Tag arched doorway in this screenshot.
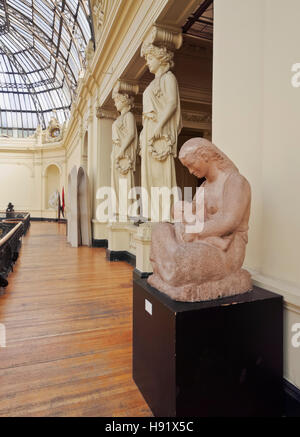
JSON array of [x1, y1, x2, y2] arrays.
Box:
[[44, 164, 60, 210]]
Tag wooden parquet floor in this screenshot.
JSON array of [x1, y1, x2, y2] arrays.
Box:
[[0, 222, 152, 417]]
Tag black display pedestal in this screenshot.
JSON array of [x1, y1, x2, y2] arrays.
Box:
[[132, 275, 283, 417]]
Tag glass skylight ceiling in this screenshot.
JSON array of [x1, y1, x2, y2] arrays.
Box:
[[0, 0, 93, 138]]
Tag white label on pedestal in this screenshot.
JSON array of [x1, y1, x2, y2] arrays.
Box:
[[145, 299, 152, 315]]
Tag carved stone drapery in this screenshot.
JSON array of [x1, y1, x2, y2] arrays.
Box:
[[84, 39, 95, 72], [111, 80, 139, 218]]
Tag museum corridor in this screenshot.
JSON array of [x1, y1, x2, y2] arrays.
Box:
[[0, 222, 151, 417], [0, 0, 299, 418]]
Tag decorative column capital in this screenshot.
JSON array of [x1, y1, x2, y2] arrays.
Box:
[[141, 24, 183, 55], [112, 79, 139, 98], [96, 107, 118, 120]]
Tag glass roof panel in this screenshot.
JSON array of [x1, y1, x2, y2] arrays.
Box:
[[0, 0, 93, 137]]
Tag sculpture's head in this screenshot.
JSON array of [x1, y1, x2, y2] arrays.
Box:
[[113, 92, 134, 113], [179, 138, 238, 179], [141, 43, 174, 74]]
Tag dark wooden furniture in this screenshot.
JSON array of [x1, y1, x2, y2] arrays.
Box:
[[133, 275, 283, 417]]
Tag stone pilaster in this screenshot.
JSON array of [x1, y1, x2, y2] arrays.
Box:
[[134, 223, 153, 274], [92, 106, 117, 241]]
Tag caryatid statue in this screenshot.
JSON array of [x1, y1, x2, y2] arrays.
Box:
[[111, 80, 138, 219], [148, 138, 253, 302], [140, 25, 182, 221]]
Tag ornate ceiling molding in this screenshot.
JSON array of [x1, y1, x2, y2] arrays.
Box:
[[93, 0, 107, 43]]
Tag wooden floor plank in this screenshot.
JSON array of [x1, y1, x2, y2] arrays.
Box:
[[0, 222, 152, 417]]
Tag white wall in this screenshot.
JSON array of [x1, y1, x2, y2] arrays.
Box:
[[261, 0, 300, 285], [213, 0, 300, 388], [0, 140, 66, 217], [213, 0, 265, 272], [66, 140, 82, 179], [0, 163, 34, 210]]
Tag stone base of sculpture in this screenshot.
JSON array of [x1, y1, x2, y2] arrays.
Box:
[[107, 221, 136, 253], [133, 277, 283, 417], [148, 268, 252, 302]]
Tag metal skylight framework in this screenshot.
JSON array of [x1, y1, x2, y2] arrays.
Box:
[[0, 0, 93, 137], [183, 0, 214, 41]]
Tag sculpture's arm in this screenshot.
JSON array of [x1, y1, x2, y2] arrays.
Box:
[[182, 174, 250, 242], [152, 74, 178, 140], [138, 128, 144, 156], [118, 112, 136, 157]]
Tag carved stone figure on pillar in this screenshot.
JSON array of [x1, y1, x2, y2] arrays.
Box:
[[84, 39, 95, 72], [140, 25, 182, 221], [148, 138, 253, 302], [111, 81, 138, 219]]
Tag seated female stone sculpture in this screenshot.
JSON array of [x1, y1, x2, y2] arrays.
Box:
[[148, 138, 252, 302]]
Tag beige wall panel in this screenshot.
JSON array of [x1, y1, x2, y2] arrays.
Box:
[[67, 142, 81, 188], [213, 0, 300, 389], [0, 163, 34, 211], [261, 0, 300, 284], [213, 0, 265, 272]]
